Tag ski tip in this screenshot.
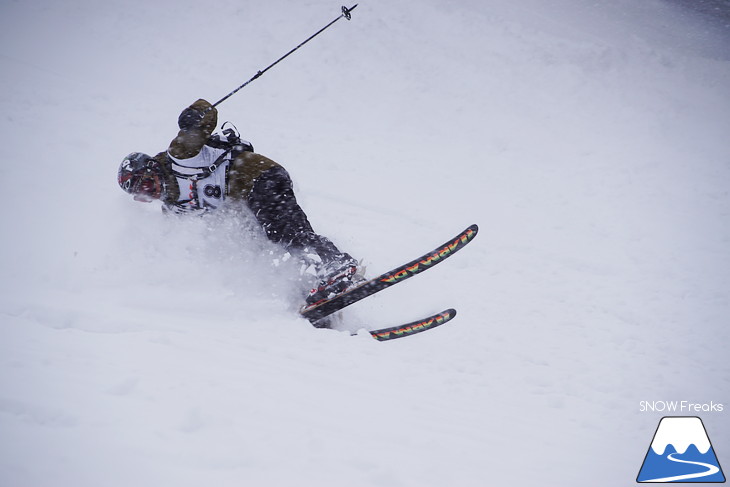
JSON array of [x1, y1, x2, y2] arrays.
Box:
[[369, 308, 458, 342]]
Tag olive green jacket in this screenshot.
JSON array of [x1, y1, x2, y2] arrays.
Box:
[[160, 99, 280, 206]]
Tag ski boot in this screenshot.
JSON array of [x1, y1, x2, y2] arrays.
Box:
[[305, 257, 366, 309]]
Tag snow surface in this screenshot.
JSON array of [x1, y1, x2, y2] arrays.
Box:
[[1, 0, 729, 486]]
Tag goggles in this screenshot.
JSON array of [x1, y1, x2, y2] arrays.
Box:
[[125, 172, 162, 202]]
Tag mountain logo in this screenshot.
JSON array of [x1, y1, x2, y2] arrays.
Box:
[[637, 416, 726, 483]]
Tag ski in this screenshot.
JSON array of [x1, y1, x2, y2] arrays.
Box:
[[363, 308, 457, 341], [301, 224, 478, 322]]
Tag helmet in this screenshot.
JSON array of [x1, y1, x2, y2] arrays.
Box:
[[118, 152, 164, 202]]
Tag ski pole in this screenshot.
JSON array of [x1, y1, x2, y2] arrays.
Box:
[[212, 4, 358, 108]]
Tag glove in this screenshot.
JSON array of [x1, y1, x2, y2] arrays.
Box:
[[178, 106, 205, 130], [177, 99, 217, 131]]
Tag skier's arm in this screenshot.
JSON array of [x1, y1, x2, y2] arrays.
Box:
[[168, 99, 217, 160]]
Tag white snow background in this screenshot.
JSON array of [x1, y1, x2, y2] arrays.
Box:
[[1, 0, 729, 485]]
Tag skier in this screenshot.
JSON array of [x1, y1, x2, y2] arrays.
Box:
[[117, 99, 363, 310]]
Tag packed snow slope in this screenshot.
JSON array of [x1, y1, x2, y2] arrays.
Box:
[[1, 1, 729, 486]]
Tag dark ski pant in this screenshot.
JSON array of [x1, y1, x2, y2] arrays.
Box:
[[247, 166, 346, 269]]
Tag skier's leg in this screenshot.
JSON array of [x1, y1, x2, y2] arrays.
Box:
[[247, 166, 352, 268], [247, 166, 365, 312]]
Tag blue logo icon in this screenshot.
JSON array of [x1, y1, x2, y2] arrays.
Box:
[[637, 416, 725, 483]]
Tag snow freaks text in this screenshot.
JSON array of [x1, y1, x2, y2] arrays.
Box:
[[639, 401, 724, 413]]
